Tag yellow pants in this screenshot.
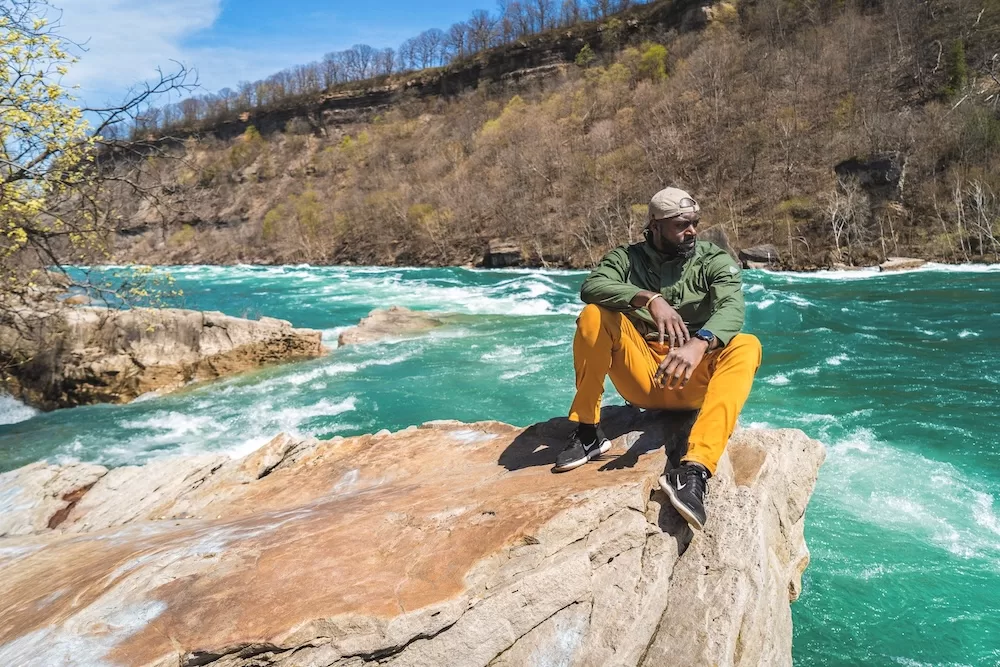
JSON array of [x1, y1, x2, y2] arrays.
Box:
[[568, 304, 762, 475]]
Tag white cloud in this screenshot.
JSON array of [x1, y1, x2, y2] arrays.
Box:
[[52, 0, 318, 106], [55, 0, 221, 102]]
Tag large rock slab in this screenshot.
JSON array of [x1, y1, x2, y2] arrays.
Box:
[[0, 408, 825, 666], [0, 307, 325, 410]]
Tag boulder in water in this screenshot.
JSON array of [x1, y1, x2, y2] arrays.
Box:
[[0, 408, 824, 666], [338, 306, 444, 346], [879, 257, 927, 272]]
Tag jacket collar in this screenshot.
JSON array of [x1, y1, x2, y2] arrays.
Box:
[[641, 238, 695, 267]]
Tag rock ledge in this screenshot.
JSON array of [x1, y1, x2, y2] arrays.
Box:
[[0, 307, 325, 410], [0, 408, 824, 666]]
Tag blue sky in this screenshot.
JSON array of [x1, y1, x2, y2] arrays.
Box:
[[56, 0, 488, 107]]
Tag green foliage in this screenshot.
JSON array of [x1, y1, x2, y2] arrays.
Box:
[[602, 18, 624, 50], [575, 44, 596, 68], [338, 131, 370, 160], [959, 107, 1000, 163], [261, 205, 285, 242], [945, 39, 968, 99], [168, 224, 196, 246], [261, 189, 324, 243], [775, 197, 813, 218], [598, 63, 631, 86], [834, 93, 856, 127], [479, 95, 528, 139], [197, 163, 218, 187], [229, 125, 265, 170], [291, 189, 323, 237], [637, 43, 668, 82], [1, 12, 94, 272]]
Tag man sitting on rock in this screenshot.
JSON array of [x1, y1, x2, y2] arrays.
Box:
[[554, 187, 762, 531]]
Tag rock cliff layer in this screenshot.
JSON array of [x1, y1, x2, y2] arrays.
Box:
[[0, 407, 824, 666], [0, 307, 325, 410]]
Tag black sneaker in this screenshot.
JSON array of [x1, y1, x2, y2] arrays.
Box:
[[552, 426, 611, 472], [659, 462, 710, 530]]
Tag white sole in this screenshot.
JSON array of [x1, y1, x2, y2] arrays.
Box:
[[659, 474, 705, 531], [552, 439, 611, 472]]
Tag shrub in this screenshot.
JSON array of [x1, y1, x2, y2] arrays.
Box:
[[575, 44, 596, 68], [229, 125, 265, 170], [168, 225, 195, 246], [945, 39, 968, 98], [636, 43, 668, 82]]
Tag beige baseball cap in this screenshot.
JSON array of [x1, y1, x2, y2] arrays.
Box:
[[649, 187, 700, 221]]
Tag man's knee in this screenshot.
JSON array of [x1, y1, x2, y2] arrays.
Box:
[[725, 333, 763, 367], [576, 304, 618, 344]]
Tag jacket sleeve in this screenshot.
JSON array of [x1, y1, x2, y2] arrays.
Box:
[[702, 252, 745, 346], [579, 246, 643, 311]]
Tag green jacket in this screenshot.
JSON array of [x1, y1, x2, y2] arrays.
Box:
[[579, 239, 745, 346]]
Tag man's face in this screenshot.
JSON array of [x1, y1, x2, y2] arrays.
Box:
[[649, 213, 699, 257]]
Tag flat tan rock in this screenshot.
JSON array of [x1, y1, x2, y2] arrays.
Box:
[[337, 306, 444, 346], [0, 408, 825, 666], [879, 256, 927, 271], [0, 462, 108, 536], [0, 307, 326, 409]]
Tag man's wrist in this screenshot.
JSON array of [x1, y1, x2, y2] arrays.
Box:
[[693, 328, 716, 350], [630, 290, 659, 309], [688, 337, 710, 353]]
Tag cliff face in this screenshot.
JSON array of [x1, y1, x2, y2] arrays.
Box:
[[0, 307, 325, 410], [154, 0, 715, 142], [109, 0, 1000, 271], [0, 407, 825, 666]]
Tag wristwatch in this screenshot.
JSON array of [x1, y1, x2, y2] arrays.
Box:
[[693, 329, 716, 348]]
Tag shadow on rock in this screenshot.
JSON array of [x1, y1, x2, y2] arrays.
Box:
[[498, 405, 700, 473]]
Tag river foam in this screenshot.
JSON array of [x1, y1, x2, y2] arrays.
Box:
[[0, 395, 37, 426]]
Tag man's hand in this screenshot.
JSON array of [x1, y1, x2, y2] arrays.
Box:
[[649, 297, 689, 348], [654, 338, 709, 389]]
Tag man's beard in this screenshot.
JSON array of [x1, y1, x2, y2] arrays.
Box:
[[663, 238, 697, 259]]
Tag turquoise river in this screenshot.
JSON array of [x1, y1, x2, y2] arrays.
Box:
[[2, 263, 999, 665]]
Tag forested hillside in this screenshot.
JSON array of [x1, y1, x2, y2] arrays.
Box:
[[111, 0, 1000, 269]]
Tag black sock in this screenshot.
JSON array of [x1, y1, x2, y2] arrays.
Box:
[[577, 423, 598, 443]]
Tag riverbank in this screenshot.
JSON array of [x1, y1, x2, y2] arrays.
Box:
[[99, 255, 998, 275]]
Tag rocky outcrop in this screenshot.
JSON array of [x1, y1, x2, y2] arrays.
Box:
[[879, 256, 927, 272], [337, 306, 444, 346], [0, 307, 325, 410], [483, 238, 524, 268], [699, 225, 737, 261], [739, 243, 781, 269], [0, 407, 824, 666], [147, 0, 717, 143], [834, 151, 906, 204]]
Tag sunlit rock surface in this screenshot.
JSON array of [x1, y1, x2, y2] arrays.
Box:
[[337, 306, 444, 346], [879, 257, 927, 272], [0, 407, 824, 666], [0, 307, 325, 410]]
